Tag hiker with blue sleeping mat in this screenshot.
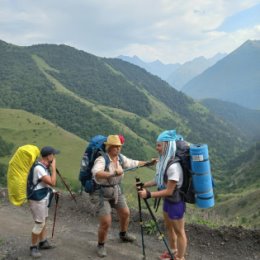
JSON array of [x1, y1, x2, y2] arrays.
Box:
[[90, 134, 154, 258], [138, 130, 187, 260], [28, 146, 60, 259]]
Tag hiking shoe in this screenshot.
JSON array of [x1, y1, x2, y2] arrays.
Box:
[[119, 232, 136, 242], [30, 246, 42, 258], [97, 245, 107, 257], [159, 250, 177, 260], [39, 240, 55, 250]]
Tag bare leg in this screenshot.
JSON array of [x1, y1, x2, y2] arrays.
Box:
[[163, 211, 178, 252], [172, 218, 187, 259], [31, 232, 40, 246], [116, 206, 130, 232], [98, 214, 112, 243], [39, 224, 47, 242]]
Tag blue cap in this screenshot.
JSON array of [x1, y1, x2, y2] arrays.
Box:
[[157, 130, 183, 142], [41, 146, 60, 157]]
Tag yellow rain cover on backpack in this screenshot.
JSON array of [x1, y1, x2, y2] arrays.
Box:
[[7, 145, 40, 206]]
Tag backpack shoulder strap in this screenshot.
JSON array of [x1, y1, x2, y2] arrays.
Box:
[[27, 162, 48, 199], [163, 157, 181, 183], [118, 154, 124, 166], [102, 153, 110, 171], [28, 162, 47, 186]]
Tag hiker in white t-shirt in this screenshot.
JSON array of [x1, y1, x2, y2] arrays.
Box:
[[28, 146, 59, 258]]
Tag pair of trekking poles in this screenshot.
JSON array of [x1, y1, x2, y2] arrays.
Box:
[[135, 178, 174, 260]]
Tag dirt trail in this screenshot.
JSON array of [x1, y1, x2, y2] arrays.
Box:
[[0, 190, 259, 260]]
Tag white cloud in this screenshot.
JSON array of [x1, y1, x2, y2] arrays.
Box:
[[0, 0, 260, 63]]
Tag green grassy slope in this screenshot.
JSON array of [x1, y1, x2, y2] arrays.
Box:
[[210, 189, 260, 228], [32, 54, 156, 159], [0, 108, 156, 190], [0, 108, 86, 188], [201, 98, 260, 141], [199, 143, 260, 228]]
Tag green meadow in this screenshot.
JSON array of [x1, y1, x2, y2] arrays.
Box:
[[0, 108, 155, 192], [0, 108, 86, 189]]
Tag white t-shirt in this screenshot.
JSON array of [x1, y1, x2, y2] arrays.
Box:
[[32, 163, 50, 200], [165, 162, 183, 188]]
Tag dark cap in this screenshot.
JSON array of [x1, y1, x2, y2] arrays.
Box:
[[40, 146, 60, 157]]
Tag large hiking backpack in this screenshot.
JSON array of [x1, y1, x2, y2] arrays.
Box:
[[7, 144, 40, 206], [175, 139, 195, 204], [165, 140, 215, 208], [79, 135, 107, 193], [165, 139, 195, 204]]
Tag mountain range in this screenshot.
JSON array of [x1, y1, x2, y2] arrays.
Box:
[[182, 40, 260, 110], [118, 53, 226, 90], [117, 55, 180, 82], [167, 53, 226, 90]]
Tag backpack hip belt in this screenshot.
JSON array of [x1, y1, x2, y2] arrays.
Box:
[[99, 184, 121, 204]]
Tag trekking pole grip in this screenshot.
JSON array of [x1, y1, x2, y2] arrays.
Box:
[[135, 177, 144, 191]]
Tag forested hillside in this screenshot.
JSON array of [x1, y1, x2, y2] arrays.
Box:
[[201, 99, 260, 141], [0, 40, 251, 170], [219, 142, 260, 192]]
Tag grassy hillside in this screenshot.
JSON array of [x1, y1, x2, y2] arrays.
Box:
[[218, 142, 260, 192], [201, 98, 260, 141], [0, 108, 155, 190], [203, 143, 260, 228], [0, 108, 86, 189]]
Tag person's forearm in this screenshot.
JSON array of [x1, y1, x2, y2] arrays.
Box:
[[143, 180, 156, 188], [138, 161, 147, 167], [149, 188, 173, 198], [50, 170, 57, 186], [95, 170, 118, 179]]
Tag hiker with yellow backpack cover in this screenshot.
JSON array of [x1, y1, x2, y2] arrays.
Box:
[[7, 144, 60, 259]]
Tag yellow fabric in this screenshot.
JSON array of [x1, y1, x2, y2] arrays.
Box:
[[7, 145, 40, 206]]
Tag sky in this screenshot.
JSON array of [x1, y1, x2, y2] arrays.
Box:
[[1, 0, 260, 64]]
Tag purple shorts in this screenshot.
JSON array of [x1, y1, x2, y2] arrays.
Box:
[[163, 199, 186, 220]]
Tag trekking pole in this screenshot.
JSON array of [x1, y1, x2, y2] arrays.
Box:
[[56, 168, 77, 204], [154, 197, 161, 212], [124, 160, 156, 173], [52, 192, 60, 238], [135, 178, 146, 259], [136, 178, 174, 260]]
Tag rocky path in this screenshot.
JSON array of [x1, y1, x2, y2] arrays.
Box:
[[0, 191, 259, 260]]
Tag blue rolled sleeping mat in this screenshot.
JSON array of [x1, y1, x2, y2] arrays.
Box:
[[190, 144, 214, 208]]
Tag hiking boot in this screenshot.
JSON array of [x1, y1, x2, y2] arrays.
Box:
[[39, 240, 55, 250], [30, 246, 42, 258], [97, 245, 107, 257], [119, 232, 136, 242]]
